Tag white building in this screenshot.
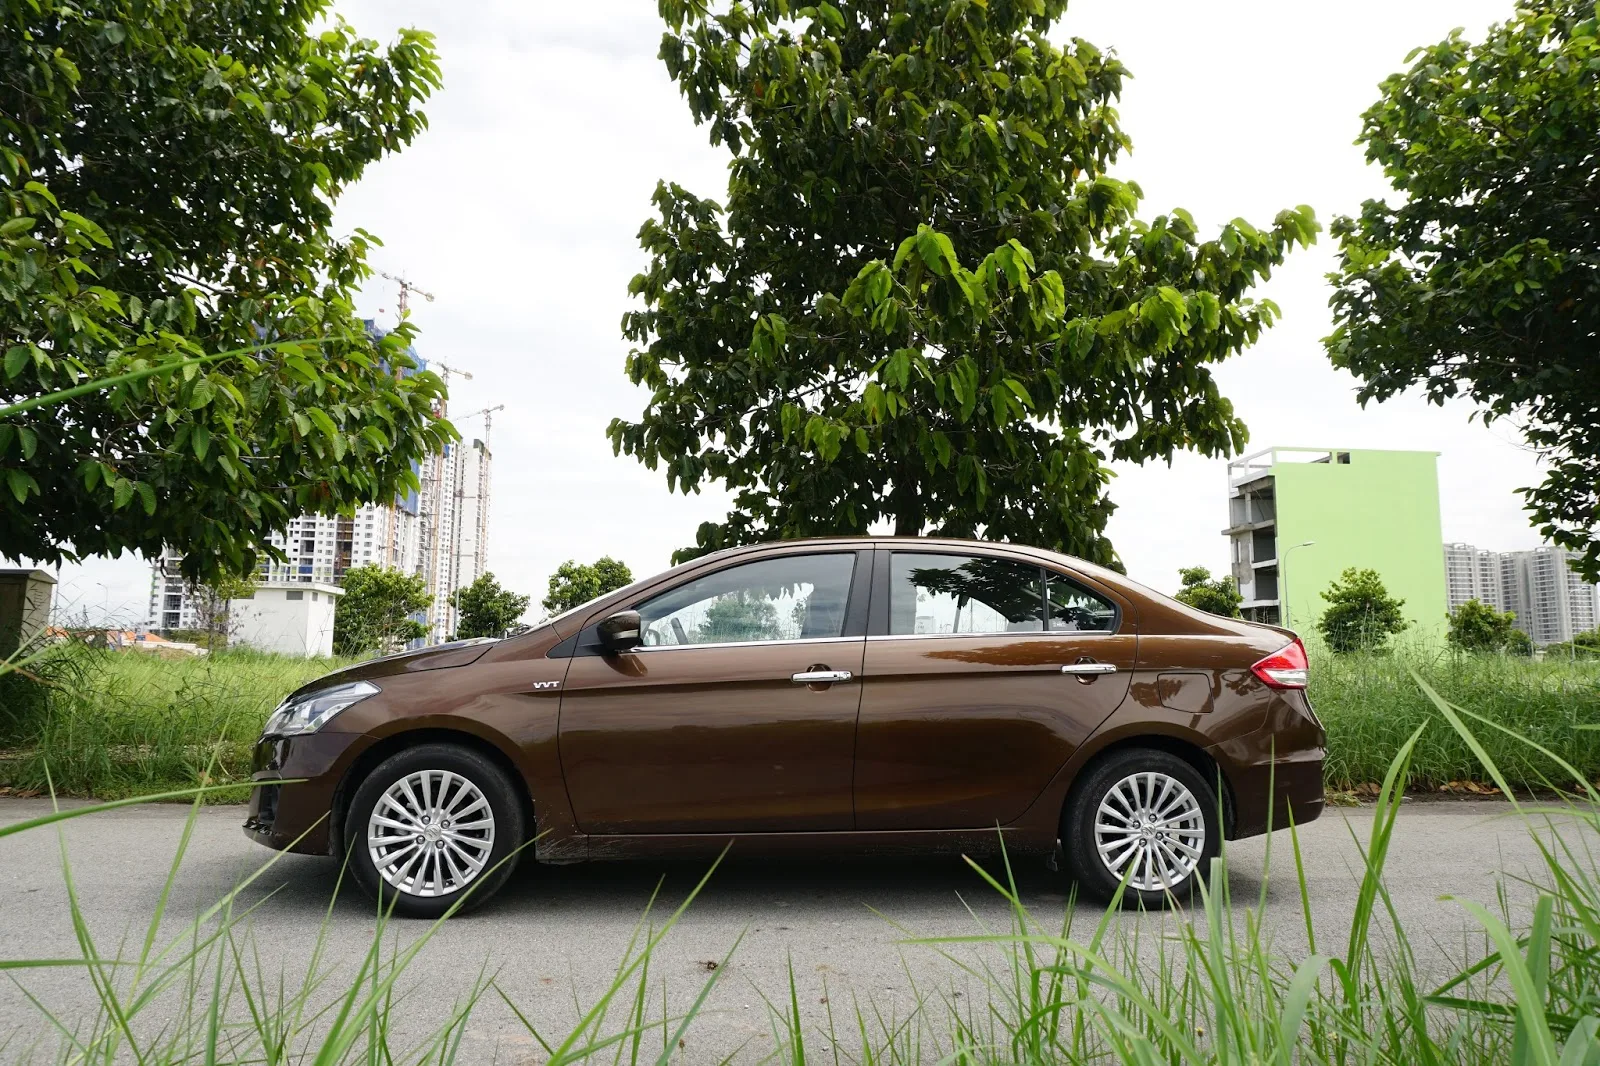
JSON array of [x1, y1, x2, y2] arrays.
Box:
[[1444, 542, 1507, 613], [148, 443, 493, 647], [419, 435, 492, 642], [148, 332, 494, 646], [228, 582, 343, 657], [1444, 542, 1600, 645], [148, 500, 418, 632]]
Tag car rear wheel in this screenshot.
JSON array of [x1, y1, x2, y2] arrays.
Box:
[[345, 744, 525, 918], [1061, 748, 1221, 908]]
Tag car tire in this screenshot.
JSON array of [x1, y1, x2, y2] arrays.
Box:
[[1061, 748, 1222, 909], [345, 743, 526, 918]]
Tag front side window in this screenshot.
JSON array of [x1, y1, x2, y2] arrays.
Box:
[[889, 553, 1046, 636], [636, 553, 856, 647]]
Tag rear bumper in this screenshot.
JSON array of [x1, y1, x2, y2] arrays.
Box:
[[1217, 690, 1326, 839], [1225, 754, 1324, 839], [243, 731, 366, 856]]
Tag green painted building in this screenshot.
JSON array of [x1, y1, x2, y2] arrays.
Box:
[[1224, 447, 1448, 639]]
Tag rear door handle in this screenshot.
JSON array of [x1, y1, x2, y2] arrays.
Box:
[[792, 670, 852, 684], [1061, 662, 1117, 675]]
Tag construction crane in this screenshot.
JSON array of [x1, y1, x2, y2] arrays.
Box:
[[430, 360, 473, 390], [377, 271, 435, 320], [456, 404, 506, 445]]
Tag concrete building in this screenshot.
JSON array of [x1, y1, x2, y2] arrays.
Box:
[[149, 500, 414, 632], [228, 582, 343, 658], [420, 435, 492, 642], [0, 568, 56, 659], [1224, 447, 1448, 637], [1504, 548, 1597, 644], [1445, 542, 1507, 613], [148, 330, 496, 646]]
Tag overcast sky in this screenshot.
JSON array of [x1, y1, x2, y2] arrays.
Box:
[[49, 0, 1547, 627]]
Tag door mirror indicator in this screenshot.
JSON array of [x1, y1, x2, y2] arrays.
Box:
[[597, 610, 643, 653]]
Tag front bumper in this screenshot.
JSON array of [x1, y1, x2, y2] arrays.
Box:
[[243, 731, 367, 855]]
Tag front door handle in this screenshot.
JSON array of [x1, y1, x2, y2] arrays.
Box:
[[792, 670, 852, 684], [1061, 662, 1117, 675]]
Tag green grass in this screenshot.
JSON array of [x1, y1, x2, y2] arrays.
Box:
[[1310, 646, 1600, 791], [3, 674, 1599, 1064], [4, 642, 1599, 800], [0, 646, 355, 800]]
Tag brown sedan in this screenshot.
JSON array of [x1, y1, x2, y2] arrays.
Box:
[[245, 537, 1324, 916]]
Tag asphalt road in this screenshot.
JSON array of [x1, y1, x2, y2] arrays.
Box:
[[0, 797, 1560, 1062]]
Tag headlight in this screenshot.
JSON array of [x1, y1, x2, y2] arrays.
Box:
[[261, 681, 378, 738]]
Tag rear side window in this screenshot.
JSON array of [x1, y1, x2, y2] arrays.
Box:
[[889, 553, 1046, 635], [1046, 572, 1117, 632]]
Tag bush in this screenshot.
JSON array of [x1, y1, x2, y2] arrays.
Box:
[[1316, 567, 1408, 653], [0, 645, 352, 799], [1448, 597, 1517, 652], [1311, 646, 1600, 790], [1173, 565, 1242, 617]]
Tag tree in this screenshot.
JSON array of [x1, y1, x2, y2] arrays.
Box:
[[333, 565, 429, 656], [0, 0, 455, 584], [187, 572, 258, 650], [698, 591, 779, 643], [453, 572, 531, 640], [1447, 598, 1516, 653], [1173, 566, 1242, 618], [1546, 629, 1600, 660], [1506, 628, 1535, 657], [613, 0, 1318, 563], [542, 557, 634, 616], [1315, 568, 1408, 653], [1326, 3, 1600, 579]]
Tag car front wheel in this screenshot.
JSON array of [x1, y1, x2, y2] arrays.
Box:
[[1062, 748, 1221, 908], [345, 743, 525, 918]]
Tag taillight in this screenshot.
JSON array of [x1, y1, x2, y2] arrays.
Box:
[[1251, 638, 1308, 689]]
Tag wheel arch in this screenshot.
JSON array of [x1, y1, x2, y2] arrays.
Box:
[[1059, 733, 1237, 839], [330, 727, 535, 856]]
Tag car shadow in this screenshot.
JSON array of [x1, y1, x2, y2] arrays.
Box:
[[215, 846, 1279, 923]]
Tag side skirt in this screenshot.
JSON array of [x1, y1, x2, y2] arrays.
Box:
[[537, 826, 1057, 864]]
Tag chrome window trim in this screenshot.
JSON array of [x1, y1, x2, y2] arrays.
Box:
[[632, 635, 865, 653], [866, 629, 1118, 642]]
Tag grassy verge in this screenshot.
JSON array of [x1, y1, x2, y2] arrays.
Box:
[[3, 643, 1598, 800], [2, 675, 1598, 1063], [0, 646, 354, 800], [1311, 646, 1600, 791]]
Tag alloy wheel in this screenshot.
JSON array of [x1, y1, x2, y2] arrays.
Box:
[[367, 769, 496, 898], [1093, 771, 1206, 892]]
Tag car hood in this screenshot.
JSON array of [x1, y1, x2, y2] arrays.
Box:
[[289, 639, 500, 698]]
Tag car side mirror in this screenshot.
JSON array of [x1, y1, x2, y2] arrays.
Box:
[[596, 610, 643, 653]]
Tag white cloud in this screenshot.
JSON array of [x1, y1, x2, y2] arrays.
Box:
[[47, 0, 1546, 621]]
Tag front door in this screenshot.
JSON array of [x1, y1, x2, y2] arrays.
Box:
[[853, 550, 1136, 830], [558, 550, 867, 835]]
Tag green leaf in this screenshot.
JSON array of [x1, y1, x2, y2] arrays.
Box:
[[4, 345, 28, 379], [0, 216, 36, 237], [16, 425, 36, 460], [191, 424, 210, 462], [136, 481, 156, 515], [5, 469, 37, 503], [112, 477, 134, 510], [187, 376, 215, 409], [1002, 378, 1034, 408], [306, 407, 338, 439]]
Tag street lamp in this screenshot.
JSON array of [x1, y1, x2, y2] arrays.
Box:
[[1280, 541, 1316, 630]]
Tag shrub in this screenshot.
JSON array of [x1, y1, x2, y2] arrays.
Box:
[[1316, 567, 1408, 653]]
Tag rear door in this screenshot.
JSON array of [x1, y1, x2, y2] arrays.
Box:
[[852, 549, 1136, 830], [557, 549, 869, 834]]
